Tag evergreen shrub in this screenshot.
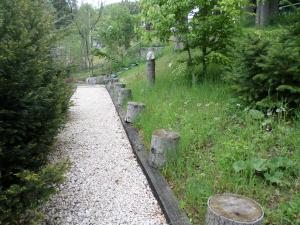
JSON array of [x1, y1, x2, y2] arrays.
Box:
[[231, 10, 300, 115], [0, 0, 72, 223]]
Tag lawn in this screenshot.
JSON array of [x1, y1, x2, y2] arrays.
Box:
[[121, 47, 300, 225]]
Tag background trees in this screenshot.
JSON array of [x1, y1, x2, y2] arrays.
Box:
[[0, 0, 71, 223], [141, 0, 247, 83]]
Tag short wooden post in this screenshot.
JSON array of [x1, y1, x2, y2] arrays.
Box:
[[117, 88, 132, 106], [86, 77, 97, 85], [146, 49, 155, 85], [149, 129, 180, 168], [107, 78, 119, 94], [113, 83, 126, 102], [206, 194, 264, 225], [125, 102, 145, 123]]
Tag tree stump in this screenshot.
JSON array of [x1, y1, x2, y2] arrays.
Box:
[[206, 194, 264, 225], [117, 88, 132, 106], [106, 78, 119, 94], [149, 129, 180, 168], [86, 77, 97, 85], [113, 83, 126, 102], [125, 102, 145, 123]]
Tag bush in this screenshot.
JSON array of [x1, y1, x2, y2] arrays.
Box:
[[0, 0, 72, 223], [230, 9, 300, 115]]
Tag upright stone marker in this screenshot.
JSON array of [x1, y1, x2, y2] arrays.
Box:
[[149, 129, 180, 168], [117, 88, 132, 106], [206, 194, 264, 225], [146, 48, 155, 85], [125, 102, 145, 123]]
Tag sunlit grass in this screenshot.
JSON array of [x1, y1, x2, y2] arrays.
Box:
[[122, 47, 300, 225]]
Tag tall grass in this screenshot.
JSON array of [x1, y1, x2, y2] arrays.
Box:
[[122, 47, 300, 225]]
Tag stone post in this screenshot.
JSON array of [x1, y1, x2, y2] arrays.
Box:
[[146, 48, 155, 85], [149, 129, 180, 168], [125, 102, 145, 123], [206, 194, 264, 225], [117, 88, 132, 106]]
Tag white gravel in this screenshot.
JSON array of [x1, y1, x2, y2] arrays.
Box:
[[43, 85, 166, 225]]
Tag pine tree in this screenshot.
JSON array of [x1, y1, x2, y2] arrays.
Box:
[[0, 0, 71, 223]]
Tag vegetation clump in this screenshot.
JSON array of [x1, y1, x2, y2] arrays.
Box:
[[0, 0, 72, 223], [231, 8, 300, 114]]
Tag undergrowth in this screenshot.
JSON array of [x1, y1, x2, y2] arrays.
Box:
[[121, 47, 300, 225]]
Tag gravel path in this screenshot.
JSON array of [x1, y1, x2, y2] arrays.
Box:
[[43, 85, 166, 225]]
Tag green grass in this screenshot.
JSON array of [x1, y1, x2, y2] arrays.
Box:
[[121, 47, 300, 225]]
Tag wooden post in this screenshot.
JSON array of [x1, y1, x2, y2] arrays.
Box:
[[146, 48, 155, 85], [117, 88, 132, 106], [107, 78, 119, 94], [125, 102, 145, 123], [206, 194, 264, 225], [149, 129, 180, 168], [113, 83, 126, 102]]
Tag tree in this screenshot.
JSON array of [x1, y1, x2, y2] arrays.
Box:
[[50, 0, 77, 28], [72, 3, 103, 73], [0, 0, 71, 223], [93, 3, 140, 68], [231, 8, 300, 114], [141, 0, 246, 82], [96, 4, 137, 50], [256, 0, 279, 26]]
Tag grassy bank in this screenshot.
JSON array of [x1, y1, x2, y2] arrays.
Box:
[[121, 47, 300, 225]]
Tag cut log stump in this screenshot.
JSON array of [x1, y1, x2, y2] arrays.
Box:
[[117, 88, 132, 105], [206, 194, 264, 225], [149, 129, 180, 168], [125, 102, 145, 123], [113, 83, 126, 102]]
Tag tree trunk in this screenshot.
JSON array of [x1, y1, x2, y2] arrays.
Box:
[[206, 194, 264, 225], [202, 47, 207, 79], [186, 42, 197, 86], [256, 0, 279, 26]]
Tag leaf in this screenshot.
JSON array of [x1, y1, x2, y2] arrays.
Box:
[[249, 158, 267, 172], [248, 109, 264, 120], [276, 85, 300, 94], [264, 171, 284, 185], [233, 160, 247, 172], [179, 200, 186, 209]]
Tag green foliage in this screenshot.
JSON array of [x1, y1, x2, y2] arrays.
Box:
[[233, 157, 295, 186], [0, 0, 72, 223], [122, 47, 300, 225], [141, 0, 247, 80], [50, 0, 76, 28], [230, 14, 300, 114]]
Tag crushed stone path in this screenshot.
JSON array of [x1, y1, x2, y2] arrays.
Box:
[[43, 85, 166, 225]]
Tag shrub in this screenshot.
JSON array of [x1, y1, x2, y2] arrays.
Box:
[[230, 9, 300, 115], [0, 0, 72, 223]]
